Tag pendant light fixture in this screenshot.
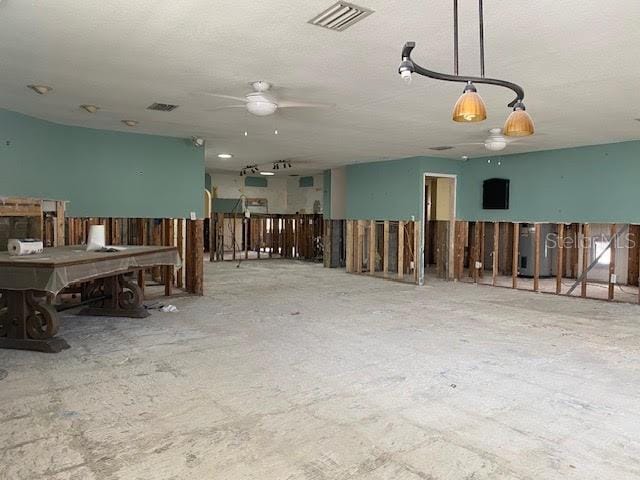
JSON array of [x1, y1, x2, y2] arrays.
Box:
[[503, 101, 535, 137], [399, 0, 534, 136]]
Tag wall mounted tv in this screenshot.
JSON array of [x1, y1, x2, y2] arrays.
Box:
[[482, 178, 510, 210]]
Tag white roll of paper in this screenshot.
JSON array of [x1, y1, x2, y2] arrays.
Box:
[[86, 225, 106, 251], [7, 239, 44, 256]]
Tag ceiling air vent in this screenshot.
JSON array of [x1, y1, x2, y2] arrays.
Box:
[[429, 146, 454, 151], [308, 2, 374, 31], [147, 102, 179, 112]]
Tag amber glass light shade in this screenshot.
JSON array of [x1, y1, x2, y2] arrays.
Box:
[[452, 84, 487, 122], [503, 105, 534, 136]]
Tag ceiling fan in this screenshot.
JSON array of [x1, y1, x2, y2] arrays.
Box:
[[199, 81, 333, 117], [454, 128, 534, 152]]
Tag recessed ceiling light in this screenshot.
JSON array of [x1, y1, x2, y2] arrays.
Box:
[[27, 84, 53, 95], [218, 153, 233, 159], [260, 171, 275, 176], [121, 120, 138, 127], [80, 104, 99, 114]]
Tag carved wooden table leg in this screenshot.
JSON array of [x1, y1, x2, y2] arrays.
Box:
[[0, 289, 70, 353], [79, 273, 149, 318]]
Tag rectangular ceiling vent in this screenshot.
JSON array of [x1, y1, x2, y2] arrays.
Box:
[[147, 102, 179, 112], [308, 2, 374, 31], [429, 146, 454, 151]]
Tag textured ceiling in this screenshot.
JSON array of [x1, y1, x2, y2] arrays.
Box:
[[1, 0, 639, 175]]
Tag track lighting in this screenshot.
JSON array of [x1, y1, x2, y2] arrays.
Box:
[[192, 137, 205, 148], [121, 120, 138, 127]]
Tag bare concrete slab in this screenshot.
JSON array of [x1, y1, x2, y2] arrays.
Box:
[[1, 260, 640, 479]]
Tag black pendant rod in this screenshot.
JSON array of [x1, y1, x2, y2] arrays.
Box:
[[401, 42, 524, 107], [479, 0, 485, 77], [453, 0, 459, 75]]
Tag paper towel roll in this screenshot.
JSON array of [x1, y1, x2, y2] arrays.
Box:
[[7, 239, 44, 256], [86, 225, 106, 251]]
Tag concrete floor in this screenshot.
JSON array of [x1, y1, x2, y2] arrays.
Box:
[[2, 261, 640, 479]]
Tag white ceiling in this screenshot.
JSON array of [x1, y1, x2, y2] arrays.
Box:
[[1, 0, 639, 175]]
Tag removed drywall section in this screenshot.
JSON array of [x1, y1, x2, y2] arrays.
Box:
[[458, 141, 640, 223], [0, 108, 204, 218]]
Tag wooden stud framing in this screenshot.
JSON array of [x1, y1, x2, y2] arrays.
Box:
[[369, 220, 376, 274], [608, 224, 617, 301], [491, 222, 499, 286], [383, 221, 389, 275], [533, 223, 541, 292], [397, 221, 405, 279], [581, 224, 590, 298], [512, 223, 520, 289], [556, 224, 565, 294], [176, 219, 184, 288]]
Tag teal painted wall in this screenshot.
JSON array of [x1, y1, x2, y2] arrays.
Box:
[[323, 170, 331, 219], [1, 109, 204, 218], [345, 156, 462, 220], [459, 141, 640, 223], [342, 141, 640, 224]]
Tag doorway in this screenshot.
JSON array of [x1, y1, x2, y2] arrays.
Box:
[[423, 174, 456, 281]]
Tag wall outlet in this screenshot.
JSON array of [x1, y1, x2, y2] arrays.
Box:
[[475, 261, 482, 269], [410, 215, 415, 221], [190, 211, 196, 220], [611, 274, 617, 284]]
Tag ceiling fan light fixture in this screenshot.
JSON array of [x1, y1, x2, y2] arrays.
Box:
[[484, 139, 507, 151], [503, 101, 535, 136], [452, 82, 487, 123], [246, 101, 278, 116]]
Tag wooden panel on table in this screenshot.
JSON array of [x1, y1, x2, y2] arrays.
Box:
[[55, 201, 66, 247]]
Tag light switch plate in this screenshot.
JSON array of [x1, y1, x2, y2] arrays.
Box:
[[190, 211, 196, 220]]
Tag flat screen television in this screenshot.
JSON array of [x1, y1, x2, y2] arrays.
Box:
[[483, 178, 510, 209]]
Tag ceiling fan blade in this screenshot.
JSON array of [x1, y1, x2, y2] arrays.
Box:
[[278, 100, 333, 108], [197, 92, 248, 103], [205, 105, 247, 112]]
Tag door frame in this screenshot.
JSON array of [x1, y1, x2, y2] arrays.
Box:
[[421, 172, 458, 284]]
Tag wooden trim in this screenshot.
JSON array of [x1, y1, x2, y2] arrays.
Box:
[[345, 220, 354, 273], [414, 220, 421, 284]]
